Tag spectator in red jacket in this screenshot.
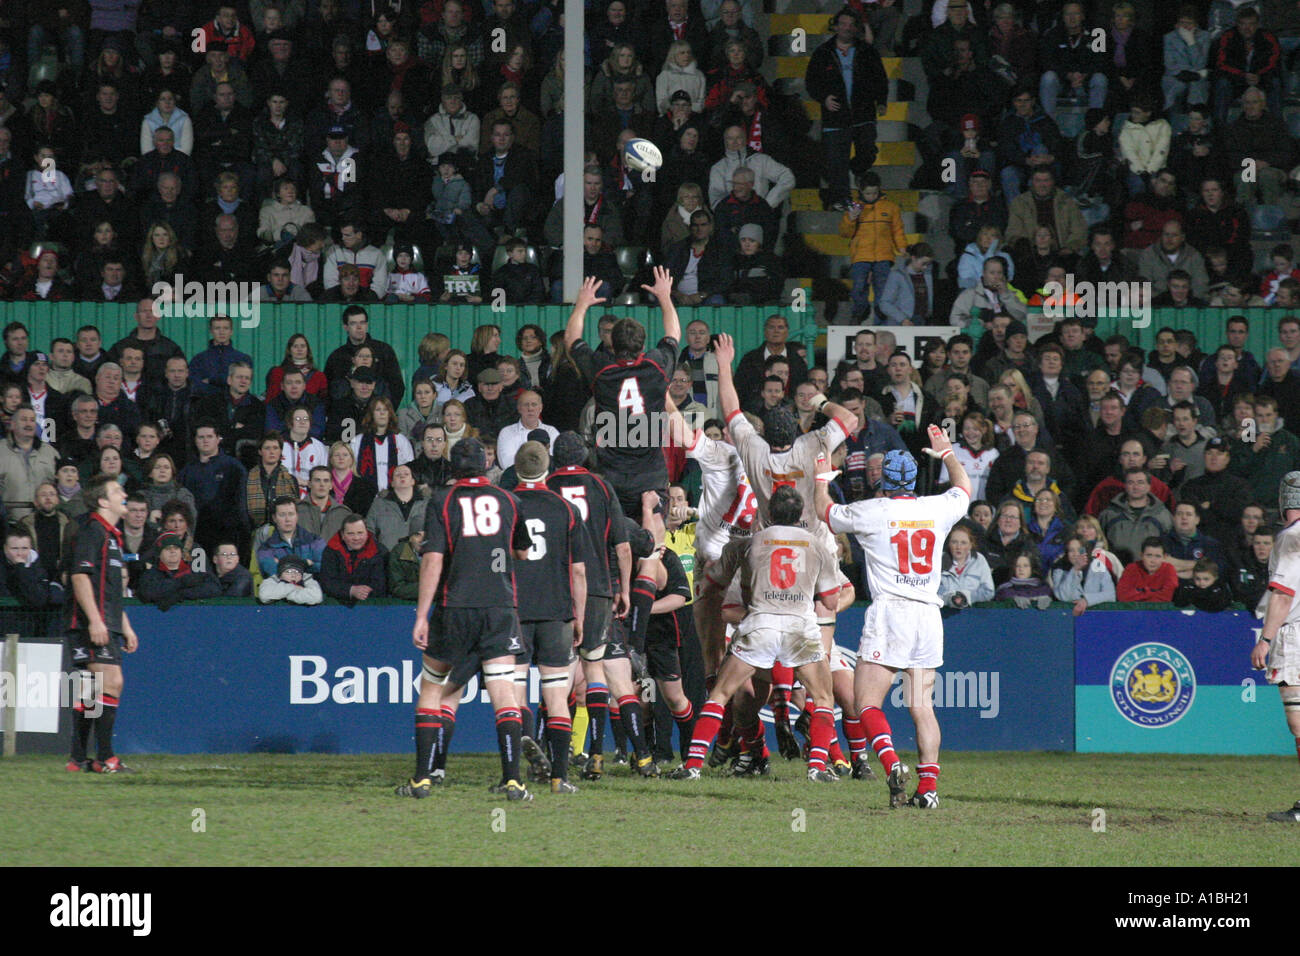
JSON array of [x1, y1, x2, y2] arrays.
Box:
[[319, 513, 388, 605], [201, 4, 258, 62], [1117, 536, 1179, 601]]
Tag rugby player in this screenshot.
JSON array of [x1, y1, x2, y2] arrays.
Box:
[[399, 438, 534, 801], [1251, 471, 1300, 823], [813, 424, 972, 808], [66, 475, 140, 773]]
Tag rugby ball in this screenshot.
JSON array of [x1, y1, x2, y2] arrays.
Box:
[[623, 138, 664, 173]]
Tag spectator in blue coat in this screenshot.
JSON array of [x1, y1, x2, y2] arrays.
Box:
[[188, 315, 253, 398], [256, 496, 325, 578]]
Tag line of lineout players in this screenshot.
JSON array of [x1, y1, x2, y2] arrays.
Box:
[[397, 266, 972, 806]]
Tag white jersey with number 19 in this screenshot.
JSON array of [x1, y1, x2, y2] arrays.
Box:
[[825, 487, 970, 606]]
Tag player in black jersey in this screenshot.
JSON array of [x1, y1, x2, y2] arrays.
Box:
[[547, 433, 660, 778], [629, 543, 699, 763], [509, 441, 587, 794], [399, 438, 535, 801], [65, 475, 140, 774], [564, 267, 681, 535]]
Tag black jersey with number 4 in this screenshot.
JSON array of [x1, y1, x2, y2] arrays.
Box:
[[66, 514, 125, 633], [547, 465, 627, 598], [423, 477, 532, 609], [513, 482, 583, 622], [577, 336, 678, 487]]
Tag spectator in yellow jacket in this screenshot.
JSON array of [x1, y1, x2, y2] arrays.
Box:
[[839, 171, 907, 321]]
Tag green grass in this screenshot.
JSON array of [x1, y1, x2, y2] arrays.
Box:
[[1, 752, 1295, 866]]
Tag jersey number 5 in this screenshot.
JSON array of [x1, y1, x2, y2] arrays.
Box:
[[618, 378, 645, 415], [889, 529, 935, 575], [458, 496, 502, 536], [769, 547, 799, 588], [560, 485, 589, 520]]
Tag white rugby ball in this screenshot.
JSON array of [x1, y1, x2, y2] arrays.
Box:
[[623, 137, 663, 173]]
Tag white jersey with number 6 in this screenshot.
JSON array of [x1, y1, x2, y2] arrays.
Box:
[[824, 487, 970, 606]]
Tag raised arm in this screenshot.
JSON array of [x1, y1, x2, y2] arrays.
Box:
[[714, 333, 740, 420], [922, 423, 971, 497], [641, 265, 680, 343], [564, 276, 607, 349]]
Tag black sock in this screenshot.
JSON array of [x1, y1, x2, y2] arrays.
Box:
[[617, 694, 648, 757], [629, 574, 657, 645], [673, 702, 696, 763], [414, 708, 439, 780], [609, 700, 629, 751], [94, 695, 119, 762], [70, 705, 93, 763], [548, 716, 573, 781], [495, 707, 523, 783], [586, 684, 608, 755], [434, 708, 456, 772]]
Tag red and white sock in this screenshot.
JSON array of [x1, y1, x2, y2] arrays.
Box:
[[843, 716, 867, 760], [770, 663, 793, 721], [684, 701, 725, 769], [859, 706, 899, 774], [807, 706, 834, 771], [916, 763, 940, 795]]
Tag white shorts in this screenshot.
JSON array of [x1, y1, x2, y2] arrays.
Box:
[[731, 612, 825, 671], [829, 644, 854, 674], [1268, 623, 1300, 686], [857, 599, 944, 670]]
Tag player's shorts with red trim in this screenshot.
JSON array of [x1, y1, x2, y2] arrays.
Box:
[[581, 595, 613, 656], [857, 598, 944, 670], [730, 612, 825, 670], [68, 630, 125, 668], [1267, 623, 1300, 685], [428, 606, 522, 666], [518, 619, 576, 669]]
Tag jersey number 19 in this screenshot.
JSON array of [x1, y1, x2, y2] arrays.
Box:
[[889, 529, 935, 574]]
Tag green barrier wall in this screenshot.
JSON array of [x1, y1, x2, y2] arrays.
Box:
[[0, 302, 806, 388]]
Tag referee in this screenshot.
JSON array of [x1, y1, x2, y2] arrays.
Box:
[[66, 475, 141, 774]]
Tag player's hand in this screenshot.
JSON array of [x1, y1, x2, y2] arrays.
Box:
[[1251, 638, 1271, 670], [922, 423, 953, 459], [90, 621, 109, 646], [713, 332, 736, 366], [814, 452, 840, 483], [572, 620, 582, 647], [613, 590, 630, 618], [575, 276, 607, 311], [640, 264, 674, 301], [124, 625, 139, 652], [413, 616, 429, 650], [350, 584, 372, 601]]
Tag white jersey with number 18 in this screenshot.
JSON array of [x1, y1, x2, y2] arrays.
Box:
[[687, 430, 756, 560], [825, 487, 970, 606]]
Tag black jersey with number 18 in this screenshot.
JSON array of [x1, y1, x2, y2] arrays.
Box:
[[423, 477, 532, 609]]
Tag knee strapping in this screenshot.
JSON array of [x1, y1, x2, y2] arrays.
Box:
[[541, 674, 568, 688], [422, 663, 450, 685], [579, 645, 607, 662], [483, 662, 515, 683]]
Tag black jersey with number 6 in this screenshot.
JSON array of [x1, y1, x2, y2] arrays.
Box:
[[513, 481, 583, 622], [423, 477, 532, 609], [577, 336, 678, 490], [547, 465, 627, 598]]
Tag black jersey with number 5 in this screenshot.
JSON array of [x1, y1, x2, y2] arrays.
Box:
[[423, 477, 532, 609], [512, 482, 583, 622], [577, 336, 678, 488], [547, 465, 627, 598]]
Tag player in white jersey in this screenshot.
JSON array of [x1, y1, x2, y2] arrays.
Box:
[[667, 485, 843, 781], [1251, 471, 1300, 823], [814, 424, 971, 809]]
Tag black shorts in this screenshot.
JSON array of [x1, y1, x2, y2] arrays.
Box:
[[612, 481, 668, 523], [428, 606, 522, 669], [581, 596, 613, 656], [519, 619, 575, 669], [68, 630, 125, 668], [646, 622, 682, 682]]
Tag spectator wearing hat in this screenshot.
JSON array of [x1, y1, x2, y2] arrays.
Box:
[[258, 554, 324, 605], [384, 242, 433, 304], [320, 513, 388, 605], [309, 124, 366, 229], [13, 250, 73, 302], [804, 10, 889, 212], [713, 166, 778, 254], [1181, 436, 1251, 543], [326, 366, 379, 443], [250, 30, 311, 111], [137, 531, 222, 610], [21, 351, 65, 439], [726, 223, 783, 305], [464, 368, 521, 441], [938, 113, 997, 201], [719, 81, 789, 164]]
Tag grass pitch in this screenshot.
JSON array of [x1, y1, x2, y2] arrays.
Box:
[[1, 752, 1294, 866]]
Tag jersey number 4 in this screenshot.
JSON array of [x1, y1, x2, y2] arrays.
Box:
[[889, 529, 935, 575], [618, 378, 645, 415], [458, 496, 502, 536]]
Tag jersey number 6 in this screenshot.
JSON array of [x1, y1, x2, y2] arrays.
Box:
[[889, 529, 935, 575], [769, 547, 799, 588]]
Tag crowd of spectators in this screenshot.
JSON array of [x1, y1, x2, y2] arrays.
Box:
[[0, 0, 795, 307]]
